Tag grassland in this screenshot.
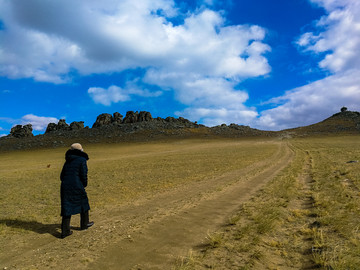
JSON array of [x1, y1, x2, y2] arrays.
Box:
[[1, 136, 359, 269], [177, 135, 360, 269]]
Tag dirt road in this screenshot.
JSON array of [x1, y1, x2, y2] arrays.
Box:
[[1, 141, 293, 270]]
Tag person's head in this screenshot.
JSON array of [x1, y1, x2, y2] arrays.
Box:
[[70, 143, 83, 151]]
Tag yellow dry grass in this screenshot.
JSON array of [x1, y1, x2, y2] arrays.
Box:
[[0, 138, 276, 235], [1, 135, 360, 269], [176, 135, 360, 269]]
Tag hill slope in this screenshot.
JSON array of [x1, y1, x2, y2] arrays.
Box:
[[1, 109, 359, 151], [285, 110, 360, 135]]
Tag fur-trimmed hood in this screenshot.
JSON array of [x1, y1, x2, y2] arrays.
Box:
[[65, 149, 89, 161]]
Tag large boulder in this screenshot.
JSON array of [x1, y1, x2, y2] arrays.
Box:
[[123, 111, 139, 123], [92, 112, 124, 128], [70, 121, 84, 130], [138, 111, 153, 122], [10, 124, 33, 138], [123, 111, 153, 123], [57, 119, 70, 130], [113, 112, 123, 124], [92, 113, 113, 128], [45, 119, 70, 133], [45, 123, 57, 133]]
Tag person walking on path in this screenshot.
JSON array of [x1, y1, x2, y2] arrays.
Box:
[[60, 143, 94, 238]]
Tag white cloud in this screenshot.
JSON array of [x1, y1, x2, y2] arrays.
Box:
[[298, 0, 360, 73], [256, 69, 360, 130], [255, 0, 360, 130], [20, 114, 59, 131], [88, 86, 131, 106], [88, 84, 163, 106], [0, 0, 270, 82], [1, 0, 270, 126], [144, 71, 259, 126], [178, 107, 258, 127]]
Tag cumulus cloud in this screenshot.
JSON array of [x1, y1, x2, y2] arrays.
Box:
[[0, 0, 270, 82], [256, 69, 360, 130], [178, 107, 258, 127], [88, 84, 162, 106], [20, 114, 59, 131], [1, 0, 270, 125], [144, 71, 258, 126], [297, 0, 360, 73], [256, 0, 360, 130]]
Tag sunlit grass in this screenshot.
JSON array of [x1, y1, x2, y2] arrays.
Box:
[[0, 138, 277, 236], [3, 135, 359, 269], [180, 135, 360, 269], [292, 136, 360, 269]]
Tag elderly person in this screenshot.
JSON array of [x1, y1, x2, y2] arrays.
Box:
[[60, 143, 94, 238]]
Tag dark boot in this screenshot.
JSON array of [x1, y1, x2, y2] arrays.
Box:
[[80, 211, 94, 230], [61, 216, 73, 238]]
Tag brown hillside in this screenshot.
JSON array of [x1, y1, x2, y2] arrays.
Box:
[[286, 110, 360, 135]]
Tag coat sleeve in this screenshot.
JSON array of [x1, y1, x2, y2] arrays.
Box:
[[60, 165, 65, 181], [79, 159, 88, 188]]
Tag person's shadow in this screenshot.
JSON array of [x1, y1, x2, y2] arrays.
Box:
[[0, 219, 62, 238]]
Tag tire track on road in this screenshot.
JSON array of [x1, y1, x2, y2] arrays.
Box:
[[89, 142, 294, 270]]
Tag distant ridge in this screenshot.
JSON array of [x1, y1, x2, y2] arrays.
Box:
[[284, 108, 360, 135], [0, 111, 271, 151], [1, 108, 359, 151]]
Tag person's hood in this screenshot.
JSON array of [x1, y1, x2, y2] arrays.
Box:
[[65, 149, 89, 161]]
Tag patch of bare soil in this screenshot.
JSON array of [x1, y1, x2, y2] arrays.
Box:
[[1, 141, 292, 270]]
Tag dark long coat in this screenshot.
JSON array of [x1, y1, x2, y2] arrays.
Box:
[[60, 149, 90, 216]]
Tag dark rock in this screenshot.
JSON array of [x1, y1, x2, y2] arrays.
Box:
[[70, 121, 84, 130], [92, 113, 113, 128], [58, 119, 70, 130], [138, 111, 153, 122], [46, 123, 57, 133], [113, 112, 123, 124], [10, 124, 34, 138], [123, 111, 139, 123], [165, 117, 176, 122], [45, 119, 70, 133]]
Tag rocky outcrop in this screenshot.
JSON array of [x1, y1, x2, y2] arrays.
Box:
[[45, 123, 58, 133], [92, 111, 153, 126], [9, 124, 34, 138], [331, 110, 360, 120], [138, 111, 153, 122], [113, 112, 123, 124], [70, 121, 85, 130], [92, 112, 123, 128], [46, 119, 85, 133], [122, 111, 139, 124], [122, 111, 153, 123], [45, 119, 70, 133]]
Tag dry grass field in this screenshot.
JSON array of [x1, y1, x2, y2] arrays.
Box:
[[0, 136, 359, 269]]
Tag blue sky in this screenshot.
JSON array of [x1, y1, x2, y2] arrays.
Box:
[[1, 0, 360, 136]]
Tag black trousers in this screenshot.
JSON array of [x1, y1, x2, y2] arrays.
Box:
[[61, 210, 90, 234]]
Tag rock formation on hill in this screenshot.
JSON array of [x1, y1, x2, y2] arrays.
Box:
[[92, 111, 155, 128], [1, 108, 359, 151], [9, 124, 33, 138], [46, 119, 85, 134], [92, 113, 122, 128]]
